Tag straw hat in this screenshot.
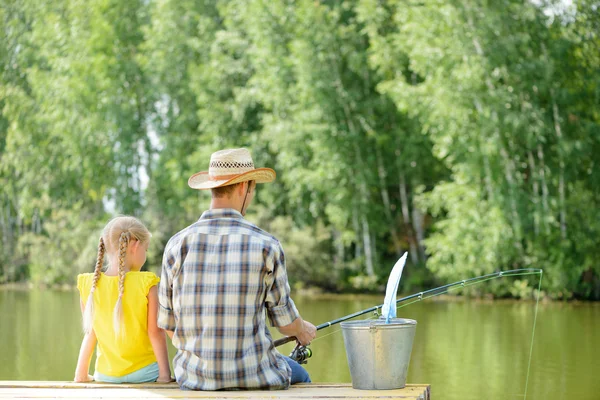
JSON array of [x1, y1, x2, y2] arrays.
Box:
[[188, 148, 276, 190]]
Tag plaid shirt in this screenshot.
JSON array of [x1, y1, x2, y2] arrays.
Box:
[[158, 208, 300, 390]]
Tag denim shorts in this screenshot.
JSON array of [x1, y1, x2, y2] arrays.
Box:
[[283, 356, 311, 384], [94, 362, 159, 384]]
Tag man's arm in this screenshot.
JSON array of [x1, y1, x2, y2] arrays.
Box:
[[277, 316, 316, 346], [157, 242, 177, 336], [266, 243, 317, 345]]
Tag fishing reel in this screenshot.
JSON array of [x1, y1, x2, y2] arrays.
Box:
[[289, 343, 312, 365]]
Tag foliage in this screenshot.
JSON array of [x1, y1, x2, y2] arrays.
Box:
[[1, 0, 598, 299], [17, 207, 103, 284]]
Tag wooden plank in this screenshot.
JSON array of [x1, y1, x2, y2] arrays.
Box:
[[0, 382, 430, 400]]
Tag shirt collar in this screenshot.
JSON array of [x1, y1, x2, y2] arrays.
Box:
[[199, 208, 244, 221]]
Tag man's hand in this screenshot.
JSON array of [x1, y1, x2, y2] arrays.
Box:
[[295, 320, 317, 346], [277, 316, 317, 345]]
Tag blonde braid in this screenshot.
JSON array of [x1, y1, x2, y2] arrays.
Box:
[[83, 237, 105, 334], [113, 231, 130, 336]]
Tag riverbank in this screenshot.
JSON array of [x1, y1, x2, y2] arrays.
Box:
[[0, 282, 74, 291], [2, 282, 599, 304], [293, 287, 599, 304]]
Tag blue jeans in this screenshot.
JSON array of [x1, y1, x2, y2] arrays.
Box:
[[283, 356, 311, 384], [94, 362, 159, 383]]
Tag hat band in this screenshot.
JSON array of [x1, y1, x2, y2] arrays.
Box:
[[208, 172, 248, 181]]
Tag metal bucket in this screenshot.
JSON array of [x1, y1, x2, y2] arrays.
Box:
[[340, 318, 417, 390]]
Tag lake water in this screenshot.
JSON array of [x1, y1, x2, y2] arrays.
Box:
[[0, 289, 597, 399]]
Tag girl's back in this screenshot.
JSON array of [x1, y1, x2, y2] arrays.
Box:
[[78, 271, 159, 377], [74, 215, 171, 383]]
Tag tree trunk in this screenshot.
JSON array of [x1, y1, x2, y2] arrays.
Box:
[[498, 133, 524, 252], [399, 173, 419, 264], [361, 214, 375, 277], [329, 51, 376, 276], [411, 206, 426, 262], [551, 89, 567, 239], [375, 146, 402, 256], [33, 208, 42, 234], [528, 150, 540, 236], [6, 201, 13, 246], [332, 228, 345, 270], [16, 212, 22, 237], [352, 210, 362, 262], [537, 143, 550, 234], [1, 200, 6, 248], [482, 151, 494, 201]]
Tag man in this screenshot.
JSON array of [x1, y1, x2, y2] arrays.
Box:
[[158, 148, 317, 390]]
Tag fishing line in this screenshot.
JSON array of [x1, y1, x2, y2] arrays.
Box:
[[523, 270, 543, 400], [286, 270, 543, 351], [310, 327, 342, 343], [390, 269, 543, 400], [278, 269, 544, 398], [277, 268, 545, 389], [365, 269, 543, 400]]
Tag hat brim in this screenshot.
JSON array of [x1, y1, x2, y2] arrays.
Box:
[[188, 168, 276, 190]]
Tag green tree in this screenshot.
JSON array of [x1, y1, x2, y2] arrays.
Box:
[[360, 0, 600, 298]]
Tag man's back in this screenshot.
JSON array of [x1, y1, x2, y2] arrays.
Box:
[[158, 208, 300, 390]]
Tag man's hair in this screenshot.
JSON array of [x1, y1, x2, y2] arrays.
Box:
[[211, 182, 240, 198], [211, 181, 256, 199]]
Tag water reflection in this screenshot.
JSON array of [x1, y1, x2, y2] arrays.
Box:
[[0, 290, 598, 399]]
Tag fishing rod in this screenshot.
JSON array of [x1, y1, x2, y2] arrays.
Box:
[[276, 268, 542, 363]]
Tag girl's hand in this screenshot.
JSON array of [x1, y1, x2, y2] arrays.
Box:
[[157, 375, 175, 383], [74, 374, 94, 383]]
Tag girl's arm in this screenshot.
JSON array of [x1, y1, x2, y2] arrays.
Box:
[[74, 299, 96, 382], [147, 286, 173, 382]]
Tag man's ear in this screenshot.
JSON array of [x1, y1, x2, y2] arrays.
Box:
[[237, 181, 247, 196]]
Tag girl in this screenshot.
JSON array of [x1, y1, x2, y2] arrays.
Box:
[[74, 216, 172, 383]]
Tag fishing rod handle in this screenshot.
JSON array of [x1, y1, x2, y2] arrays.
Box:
[[273, 336, 296, 347]]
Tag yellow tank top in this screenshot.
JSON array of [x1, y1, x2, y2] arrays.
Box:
[[77, 271, 160, 377]]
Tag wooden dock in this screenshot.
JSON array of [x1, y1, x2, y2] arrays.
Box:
[[0, 381, 430, 399]]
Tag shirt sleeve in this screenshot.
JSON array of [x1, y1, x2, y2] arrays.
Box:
[[265, 243, 300, 327], [157, 241, 177, 331], [77, 274, 91, 299], [143, 272, 160, 295]]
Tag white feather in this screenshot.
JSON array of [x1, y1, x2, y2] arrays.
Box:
[[382, 252, 408, 322]]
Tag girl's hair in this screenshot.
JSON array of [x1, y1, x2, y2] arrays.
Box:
[[82, 216, 151, 336]]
